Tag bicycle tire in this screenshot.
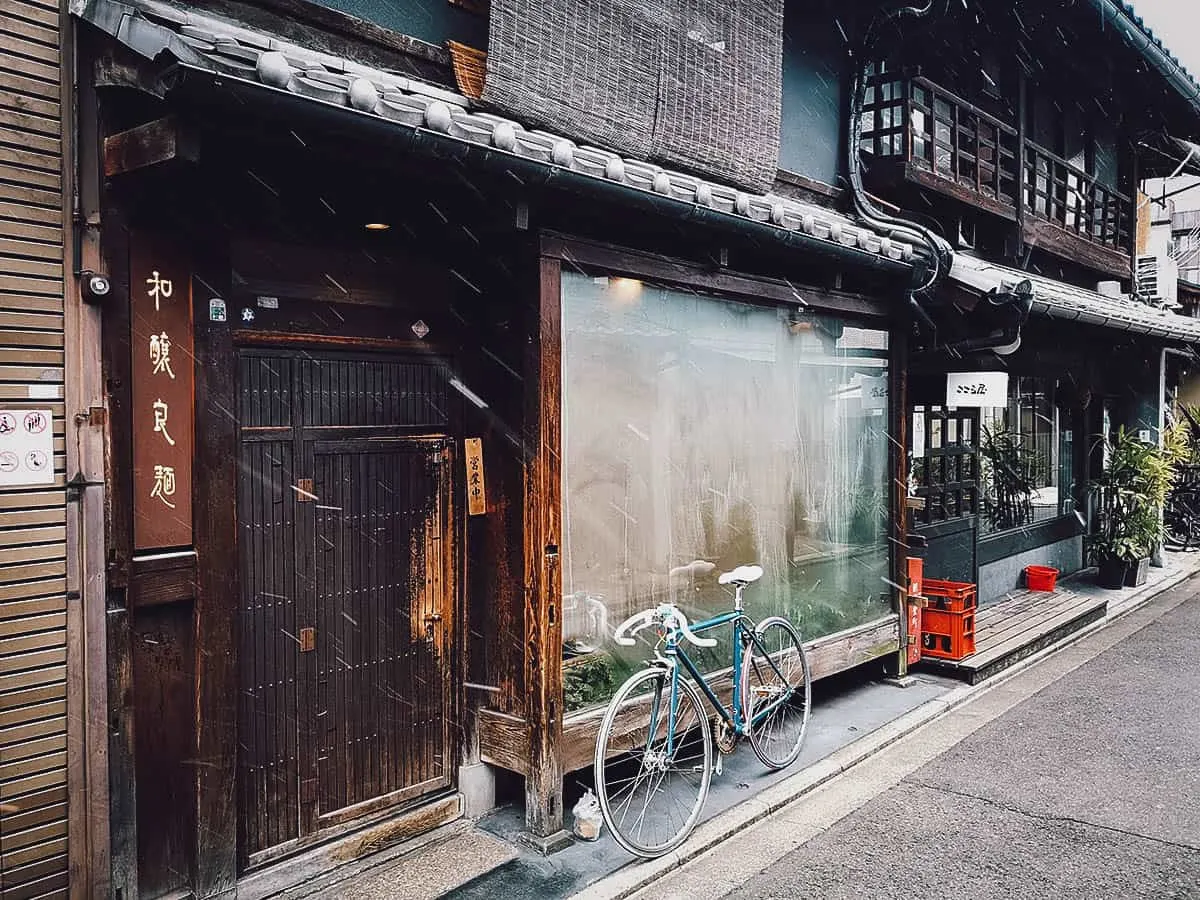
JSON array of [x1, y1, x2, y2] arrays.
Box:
[[594, 666, 713, 858], [741, 616, 811, 770]]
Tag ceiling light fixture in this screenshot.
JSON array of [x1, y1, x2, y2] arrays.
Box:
[[364, 222, 390, 231]]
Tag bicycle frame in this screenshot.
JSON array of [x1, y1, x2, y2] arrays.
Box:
[[653, 586, 795, 755]]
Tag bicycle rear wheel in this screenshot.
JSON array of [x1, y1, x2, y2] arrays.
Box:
[[741, 616, 811, 770], [594, 666, 713, 858]]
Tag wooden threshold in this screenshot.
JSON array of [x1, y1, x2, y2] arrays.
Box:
[[919, 588, 1107, 685]]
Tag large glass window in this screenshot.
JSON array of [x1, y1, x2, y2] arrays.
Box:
[[560, 272, 892, 711], [979, 376, 1075, 535]]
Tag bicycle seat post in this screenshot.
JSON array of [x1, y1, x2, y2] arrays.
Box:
[[734, 583, 745, 612]]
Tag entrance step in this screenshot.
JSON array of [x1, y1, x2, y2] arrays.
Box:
[[240, 793, 491, 899], [918, 588, 1107, 684]]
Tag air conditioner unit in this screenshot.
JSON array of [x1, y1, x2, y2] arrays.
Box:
[[1136, 254, 1180, 309]]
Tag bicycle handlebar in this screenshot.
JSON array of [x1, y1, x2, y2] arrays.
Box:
[[612, 604, 718, 649]]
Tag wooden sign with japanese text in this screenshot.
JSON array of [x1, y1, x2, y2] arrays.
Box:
[[464, 437, 486, 515], [131, 237, 194, 549]]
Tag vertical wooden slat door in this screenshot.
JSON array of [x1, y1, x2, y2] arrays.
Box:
[[237, 349, 454, 861], [312, 438, 451, 826]]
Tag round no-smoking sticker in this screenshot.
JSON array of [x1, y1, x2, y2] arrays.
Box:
[[0, 451, 17, 473]]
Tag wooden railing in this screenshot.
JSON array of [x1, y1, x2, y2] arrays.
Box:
[[1023, 143, 1131, 255], [861, 72, 1020, 211], [860, 71, 1132, 260]]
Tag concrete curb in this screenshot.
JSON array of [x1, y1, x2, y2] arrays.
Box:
[[571, 563, 1200, 900]]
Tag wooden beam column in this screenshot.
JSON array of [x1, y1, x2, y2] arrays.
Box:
[[522, 253, 566, 846], [192, 242, 238, 896]]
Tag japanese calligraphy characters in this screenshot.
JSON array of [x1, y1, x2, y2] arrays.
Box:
[[131, 239, 194, 548], [464, 437, 486, 516]]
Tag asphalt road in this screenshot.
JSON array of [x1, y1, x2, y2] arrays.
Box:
[[634, 580, 1200, 900]]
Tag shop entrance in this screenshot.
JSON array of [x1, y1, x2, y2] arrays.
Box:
[[236, 348, 455, 862]]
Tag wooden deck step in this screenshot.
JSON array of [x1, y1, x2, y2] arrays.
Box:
[[919, 588, 1107, 685]]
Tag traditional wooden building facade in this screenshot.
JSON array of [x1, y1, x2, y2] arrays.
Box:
[[31, 0, 1200, 897]]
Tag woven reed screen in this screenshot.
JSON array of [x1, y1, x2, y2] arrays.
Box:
[[484, 0, 784, 193]]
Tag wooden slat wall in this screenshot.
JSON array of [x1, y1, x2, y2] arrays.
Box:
[[0, 1, 69, 897]]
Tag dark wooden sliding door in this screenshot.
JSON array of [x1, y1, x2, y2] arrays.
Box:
[[236, 349, 454, 860]]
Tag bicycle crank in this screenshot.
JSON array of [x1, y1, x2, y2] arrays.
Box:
[[714, 719, 738, 755]]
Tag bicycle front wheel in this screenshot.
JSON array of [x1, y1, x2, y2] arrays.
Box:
[[741, 616, 811, 770], [594, 666, 713, 858]]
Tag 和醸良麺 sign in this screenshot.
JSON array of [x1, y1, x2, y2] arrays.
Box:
[[131, 235, 194, 550], [946, 372, 1009, 408], [0, 409, 54, 487]]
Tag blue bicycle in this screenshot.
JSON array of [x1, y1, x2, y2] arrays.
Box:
[[594, 564, 811, 857]]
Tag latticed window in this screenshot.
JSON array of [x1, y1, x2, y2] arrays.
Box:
[[910, 405, 980, 526]]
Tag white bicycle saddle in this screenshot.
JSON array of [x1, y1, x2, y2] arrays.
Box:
[[718, 564, 764, 586]]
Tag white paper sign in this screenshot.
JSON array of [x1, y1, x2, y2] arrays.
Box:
[[0, 409, 54, 486], [860, 375, 888, 410], [946, 372, 1009, 408], [912, 412, 926, 458]]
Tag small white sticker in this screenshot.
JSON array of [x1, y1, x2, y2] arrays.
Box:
[[27, 383, 60, 400], [241, 308, 255, 323], [257, 296, 279, 309], [1138, 429, 1152, 443], [209, 298, 227, 322]]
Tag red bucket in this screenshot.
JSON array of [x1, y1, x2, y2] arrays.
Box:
[[1025, 565, 1059, 592]]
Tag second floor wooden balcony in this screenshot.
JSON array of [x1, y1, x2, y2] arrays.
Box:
[[860, 73, 1133, 278]]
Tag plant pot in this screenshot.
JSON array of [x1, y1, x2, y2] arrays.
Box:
[[1097, 558, 1127, 590], [1124, 557, 1150, 587]]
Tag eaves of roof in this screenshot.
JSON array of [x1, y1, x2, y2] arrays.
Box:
[[73, 0, 926, 278], [949, 254, 1200, 344], [1094, 0, 1200, 119]]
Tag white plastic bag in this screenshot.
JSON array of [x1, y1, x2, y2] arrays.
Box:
[[572, 788, 603, 841]]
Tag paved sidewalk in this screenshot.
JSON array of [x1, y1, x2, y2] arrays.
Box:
[[632, 571, 1200, 899], [568, 551, 1200, 900]]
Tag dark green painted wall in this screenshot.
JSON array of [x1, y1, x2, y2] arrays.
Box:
[[307, 0, 486, 48], [780, 11, 846, 186]]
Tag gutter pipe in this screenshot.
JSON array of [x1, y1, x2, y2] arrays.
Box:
[[1086, 0, 1200, 117]]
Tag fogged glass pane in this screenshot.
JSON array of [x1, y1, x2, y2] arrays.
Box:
[[979, 377, 1068, 534], [561, 274, 891, 710]]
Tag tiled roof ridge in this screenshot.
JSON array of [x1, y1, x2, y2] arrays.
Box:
[[79, 0, 925, 268]]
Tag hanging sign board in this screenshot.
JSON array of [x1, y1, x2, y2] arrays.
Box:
[[131, 236, 194, 550], [0, 410, 54, 486], [946, 372, 1009, 408], [464, 437, 486, 516]]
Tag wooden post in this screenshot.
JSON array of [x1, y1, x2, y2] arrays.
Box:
[[521, 253, 567, 847], [1015, 69, 1027, 262], [192, 239, 239, 895], [66, 30, 112, 898], [889, 324, 911, 678], [100, 205, 140, 898]]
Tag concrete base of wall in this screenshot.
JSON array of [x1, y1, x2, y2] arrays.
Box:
[[978, 535, 1083, 605], [459, 763, 497, 819]]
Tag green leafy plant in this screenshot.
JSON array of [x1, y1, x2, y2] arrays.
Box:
[[1089, 427, 1182, 565], [980, 426, 1045, 531], [563, 653, 616, 713]]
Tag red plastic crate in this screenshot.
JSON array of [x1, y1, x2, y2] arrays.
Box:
[[921, 606, 976, 660], [922, 578, 977, 613]]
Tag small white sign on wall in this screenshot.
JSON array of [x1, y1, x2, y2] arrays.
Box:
[[860, 375, 888, 410], [0, 409, 54, 486], [946, 372, 1009, 408]]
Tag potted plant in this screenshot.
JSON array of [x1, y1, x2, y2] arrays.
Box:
[[1089, 427, 1181, 588]]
